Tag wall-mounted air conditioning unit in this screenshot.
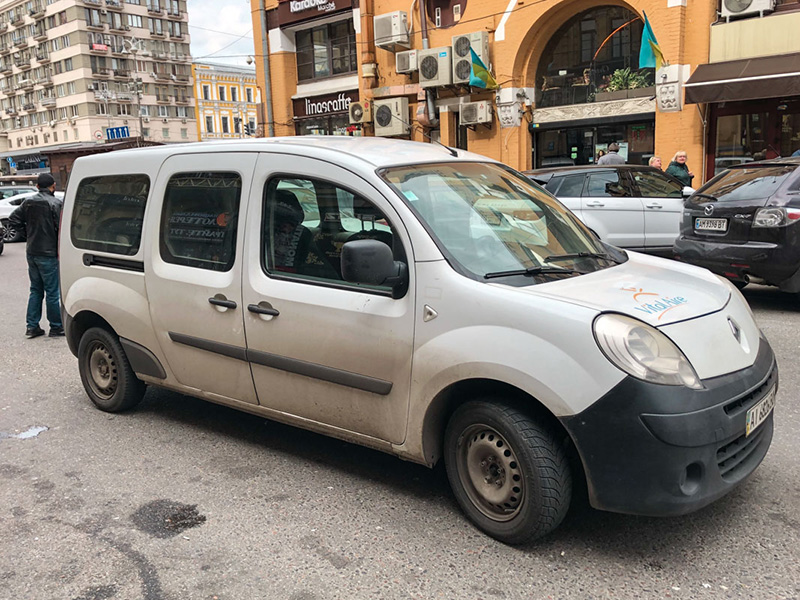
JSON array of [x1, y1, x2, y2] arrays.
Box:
[[349, 100, 372, 124], [143, 116, 150, 122], [374, 11, 409, 52], [451, 31, 490, 85], [373, 97, 409, 137], [721, 0, 775, 20], [181, 117, 186, 124], [396, 50, 418, 74], [418, 47, 452, 88], [162, 117, 168, 122], [460, 100, 492, 126]]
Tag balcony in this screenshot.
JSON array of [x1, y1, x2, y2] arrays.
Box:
[[114, 69, 130, 79], [147, 5, 164, 15], [81, 0, 103, 5], [116, 91, 134, 102], [93, 68, 111, 77], [0, 46, 10, 56], [175, 96, 190, 104], [153, 71, 171, 81], [20, 79, 34, 90], [22, 102, 35, 111], [109, 22, 127, 32], [10, 15, 24, 27], [35, 51, 49, 63], [174, 73, 190, 83], [169, 32, 184, 40], [86, 20, 105, 31], [14, 57, 28, 68], [150, 29, 166, 38], [0, 65, 11, 75], [156, 95, 170, 104], [13, 37, 28, 48], [151, 52, 167, 61], [33, 28, 47, 42], [41, 96, 56, 107], [17, 61, 32, 71], [105, 0, 124, 11], [6, 108, 17, 115], [41, 76, 53, 87], [166, 11, 186, 20], [0, 22, 8, 32], [30, 6, 45, 19]]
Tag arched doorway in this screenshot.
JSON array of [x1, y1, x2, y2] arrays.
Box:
[[530, 5, 657, 169]]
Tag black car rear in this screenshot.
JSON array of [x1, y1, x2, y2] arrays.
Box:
[[674, 159, 800, 291]]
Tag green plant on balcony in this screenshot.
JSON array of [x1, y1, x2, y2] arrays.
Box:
[[605, 68, 651, 91]]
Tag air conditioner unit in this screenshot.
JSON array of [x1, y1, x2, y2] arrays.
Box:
[[396, 50, 418, 74], [181, 117, 186, 124], [143, 116, 149, 122], [162, 117, 168, 122], [721, 0, 775, 19], [373, 97, 409, 137], [451, 31, 490, 85], [87, 84, 95, 90], [49, 120, 56, 127], [349, 100, 372, 124], [418, 47, 452, 88], [374, 11, 409, 52], [460, 100, 492, 126]]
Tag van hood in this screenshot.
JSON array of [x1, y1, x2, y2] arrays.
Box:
[[497, 252, 730, 327]]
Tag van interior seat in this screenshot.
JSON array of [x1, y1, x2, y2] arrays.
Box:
[[271, 189, 336, 278]]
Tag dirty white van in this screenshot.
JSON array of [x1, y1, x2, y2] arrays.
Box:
[[60, 137, 777, 544]]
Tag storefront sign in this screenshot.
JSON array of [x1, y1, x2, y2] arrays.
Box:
[[91, 43, 108, 51], [275, 0, 352, 27], [293, 90, 359, 119]]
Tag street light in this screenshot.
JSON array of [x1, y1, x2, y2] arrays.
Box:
[[122, 37, 145, 146]]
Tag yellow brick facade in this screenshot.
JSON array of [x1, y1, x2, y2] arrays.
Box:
[[193, 62, 261, 141], [251, 0, 715, 179]]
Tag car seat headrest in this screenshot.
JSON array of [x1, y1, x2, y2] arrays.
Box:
[[273, 190, 304, 226]]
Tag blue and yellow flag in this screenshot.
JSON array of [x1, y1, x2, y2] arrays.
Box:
[[639, 12, 665, 71], [469, 47, 498, 90]]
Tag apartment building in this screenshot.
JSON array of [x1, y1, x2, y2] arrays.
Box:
[[0, 0, 196, 176], [193, 61, 261, 141]]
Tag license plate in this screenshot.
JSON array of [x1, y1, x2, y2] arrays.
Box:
[[695, 218, 728, 232], [746, 387, 776, 436]]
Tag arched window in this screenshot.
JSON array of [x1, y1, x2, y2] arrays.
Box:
[[537, 6, 653, 108]]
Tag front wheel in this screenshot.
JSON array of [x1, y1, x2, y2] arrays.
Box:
[[1, 219, 24, 243], [444, 399, 572, 544], [78, 327, 145, 412]]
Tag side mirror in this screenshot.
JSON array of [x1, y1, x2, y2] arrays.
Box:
[[682, 186, 695, 198], [341, 239, 408, 296]]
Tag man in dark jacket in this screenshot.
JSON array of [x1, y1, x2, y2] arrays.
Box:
[[597, 142, 625, 165], [8, 173, 64, 338]]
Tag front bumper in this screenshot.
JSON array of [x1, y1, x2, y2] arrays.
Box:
[[674, 235, 800, 287], [560, 338, 777, 516]]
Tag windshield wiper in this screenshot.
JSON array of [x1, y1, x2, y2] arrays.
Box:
[[484, 266, 582, 280], [692, 192, 718, 202], [544, 252, 618, 264]]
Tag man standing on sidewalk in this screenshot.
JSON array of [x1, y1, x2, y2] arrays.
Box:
[[8, 173, 64, 338]]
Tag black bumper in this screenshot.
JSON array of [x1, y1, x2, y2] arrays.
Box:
[[674, 235, 800, 287], [560, 338, 777, 517]]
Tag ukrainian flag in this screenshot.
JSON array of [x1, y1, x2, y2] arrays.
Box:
[[639, 12, 665, 71], [469, 47, 498, 90]]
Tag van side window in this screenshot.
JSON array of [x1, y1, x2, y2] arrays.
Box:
[[262, 177, 397, 290], [71, 174, 150, 256], [160, 172, 241, 272]]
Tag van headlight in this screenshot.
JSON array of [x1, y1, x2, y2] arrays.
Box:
[[593, 314, 703, 389]]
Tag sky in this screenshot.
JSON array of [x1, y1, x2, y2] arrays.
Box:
[[188, 0, 257, 68]]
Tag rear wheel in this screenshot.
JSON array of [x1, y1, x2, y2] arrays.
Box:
[[78, 327, 145, 412], [444, 399, 572, 544], [1, 219, 24, 243]]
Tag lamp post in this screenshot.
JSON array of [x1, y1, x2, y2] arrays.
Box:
[[123, 37, 145, 146]]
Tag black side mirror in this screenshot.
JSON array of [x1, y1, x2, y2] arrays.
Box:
[[341, 239, 408, 297]]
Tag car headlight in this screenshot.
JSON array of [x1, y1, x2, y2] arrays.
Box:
[[593, 314, 703, 389]]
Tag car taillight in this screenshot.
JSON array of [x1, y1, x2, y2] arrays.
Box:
[[753, 207, 800, 228]]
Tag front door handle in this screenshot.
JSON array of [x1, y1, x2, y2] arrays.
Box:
[[208, 297, 237, 309], [248, 304, 280, 317], [585, 201, 605, 207], [645, 203, 663, 209]]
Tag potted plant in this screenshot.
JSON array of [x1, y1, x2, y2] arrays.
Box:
[[595, 68, 655, 102]]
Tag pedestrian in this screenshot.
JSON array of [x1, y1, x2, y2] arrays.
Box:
[[8, 173, 64, 338], [665, 150, 694, 186], [597, 142, 625, 165], [648, 156, 663, 170], [595, 149, 606, 163]]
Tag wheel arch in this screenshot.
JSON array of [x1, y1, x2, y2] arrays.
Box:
[[66, 310, 116, 357]]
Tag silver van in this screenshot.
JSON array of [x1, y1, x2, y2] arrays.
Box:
[[60, 138, 777, 544]]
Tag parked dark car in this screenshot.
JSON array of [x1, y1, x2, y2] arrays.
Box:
[[0, 221, 4, 255], [525, 165, 693, 254], [674, 157, 800, 293]]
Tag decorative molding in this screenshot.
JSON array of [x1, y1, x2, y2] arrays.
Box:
[[533, 97, 655, 124], [668, 0, 687, 7]]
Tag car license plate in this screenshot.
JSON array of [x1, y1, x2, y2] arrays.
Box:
[[695, 218, 728, 232], [746, 387, 776, 436]]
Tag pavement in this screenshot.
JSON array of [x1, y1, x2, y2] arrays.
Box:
[[1, 240, 799, 600]]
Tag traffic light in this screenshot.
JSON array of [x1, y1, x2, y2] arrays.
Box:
[[243, 123, 253, 136]]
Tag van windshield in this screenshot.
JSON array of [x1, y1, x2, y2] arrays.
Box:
[[380, 162, 619, 281]]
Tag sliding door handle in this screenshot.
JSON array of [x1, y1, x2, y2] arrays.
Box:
[[248, 304, 280, 317], [208, 297, 237, 309]]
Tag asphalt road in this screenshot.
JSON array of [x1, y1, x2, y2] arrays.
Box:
[[1, 241, 799, 600]]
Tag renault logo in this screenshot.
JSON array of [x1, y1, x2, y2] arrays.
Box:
[[728, 317, 741, 343], [704, 204, 714, 216]]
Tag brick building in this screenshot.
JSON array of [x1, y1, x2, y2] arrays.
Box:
[[193, 61, 261, 141], [249, 0, 797, 182]]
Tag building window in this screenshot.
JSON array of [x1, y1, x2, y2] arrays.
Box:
[[296, 19, 356, 81], [158, 105, 169, 117], [176, 106, 187, 117], [202, 84, 210, 100], [205, 115, 213, 133], [246, 87, 253, 103], [181, 128, 187, 139], [218, 86, 226, 101], [231, 87, 237, 102], [221, 115, 229, 134], [162, 127, 169, 138]]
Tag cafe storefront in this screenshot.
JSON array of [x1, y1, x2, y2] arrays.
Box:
[[293, 90, 361, 136]]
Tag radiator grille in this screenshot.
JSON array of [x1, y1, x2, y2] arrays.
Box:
[[716, 425, 768, 482]]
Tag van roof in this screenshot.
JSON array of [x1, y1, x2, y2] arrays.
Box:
[[75, 136, 494, 170]]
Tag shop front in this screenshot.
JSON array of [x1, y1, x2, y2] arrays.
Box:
[[685, 53, 800, 179], [293, 90, 361, 135]]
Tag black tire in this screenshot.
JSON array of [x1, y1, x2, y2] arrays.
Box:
[[444, 399, 572, 544], [78, 327, 146, 412], [1, 219, 24, 243]]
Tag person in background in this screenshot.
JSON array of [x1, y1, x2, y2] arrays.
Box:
[[648, 156, 663, 170], [597, 142, 625, 165], [595, 149, 606, 163], [8, 173, 64, 338], [665, 151, 694, 187]]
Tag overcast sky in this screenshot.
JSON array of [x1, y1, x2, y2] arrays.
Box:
[[188, 0, 257, 68]]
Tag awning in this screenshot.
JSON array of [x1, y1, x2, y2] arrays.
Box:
[[684, 53, 800, 104]]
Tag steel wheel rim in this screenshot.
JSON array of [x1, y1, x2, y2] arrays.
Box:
[[456, 424, 524, 522], [87, 341, 118, 400]]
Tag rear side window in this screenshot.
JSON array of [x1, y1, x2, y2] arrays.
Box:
[[71, 174, 150, 256], [553, 174, 585, 197], [631, 170, 682, 198], [586, 171, 633, 197], [698, 166, 797, 202], [160, 172, 242, 272]]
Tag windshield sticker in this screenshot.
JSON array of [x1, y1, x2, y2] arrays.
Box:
[[403, 190, 419, 201], [622, 287, 688, 320]]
